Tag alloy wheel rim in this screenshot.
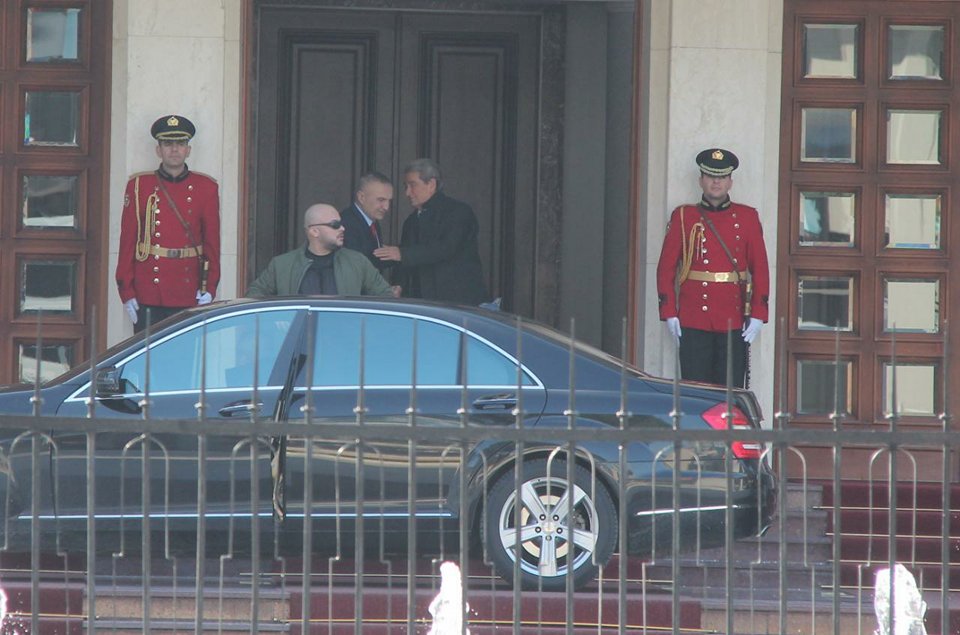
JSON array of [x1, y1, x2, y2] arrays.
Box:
[[497, 474, 600, 579]]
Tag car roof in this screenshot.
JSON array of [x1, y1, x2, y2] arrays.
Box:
[[48, 297, 643, 388]]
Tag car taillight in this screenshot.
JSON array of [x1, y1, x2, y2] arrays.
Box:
[[701, 403, 761, 460]]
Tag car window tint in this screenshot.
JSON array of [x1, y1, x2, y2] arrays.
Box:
[[466, 337, 534, 386], [120, 310, 297, 392], [311, 311, 532, 387], [313, 312, 455, 386]]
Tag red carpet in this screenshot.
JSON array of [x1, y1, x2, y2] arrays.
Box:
[[819, 479, 960, 635], [284, 558, 701, 634]]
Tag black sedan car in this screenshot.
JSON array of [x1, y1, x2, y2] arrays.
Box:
[[0, 298, 775, 590]]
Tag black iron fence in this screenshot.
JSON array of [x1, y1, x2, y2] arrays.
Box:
[[0, 311, 951, 634]]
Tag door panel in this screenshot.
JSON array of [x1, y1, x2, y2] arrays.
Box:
[[778, 0, 960, 480], [0, 1, 111, 386], [280, 308, 547, 525], [48, 308, 304, 526], [396, 15, 540, 313]]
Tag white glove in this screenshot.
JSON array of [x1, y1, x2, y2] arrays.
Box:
[[196, 291, 213, 305], [742, 317, 763, 344], [124, 298, 139, 325], [665, 317, 682, 342]]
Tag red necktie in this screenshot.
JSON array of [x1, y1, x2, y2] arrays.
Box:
[[370, 222, 380, 246]]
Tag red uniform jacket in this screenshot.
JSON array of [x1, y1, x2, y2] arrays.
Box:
[[656, 200, 769, 332], [116, 169, 220, 307]]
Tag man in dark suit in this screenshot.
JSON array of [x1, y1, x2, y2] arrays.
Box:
[[341, 172, 393, 271], [374, 158, 490, 306]]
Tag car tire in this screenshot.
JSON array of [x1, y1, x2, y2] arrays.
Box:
[[484, 458, 617, 591]]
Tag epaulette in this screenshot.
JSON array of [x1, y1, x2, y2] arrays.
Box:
[[190, 171, 219, 184], [128, 170, 155, 180]]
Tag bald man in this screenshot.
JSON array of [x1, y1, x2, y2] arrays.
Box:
[[247, 203, 395, 298]]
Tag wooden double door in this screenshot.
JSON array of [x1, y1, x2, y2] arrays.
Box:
[[254, 4, 559, 320], [0, 1, 110, 386], [778, 0, 960, 479]]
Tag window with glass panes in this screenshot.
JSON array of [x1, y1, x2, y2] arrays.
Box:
[[0, 2, 109, 384], [779, 1, 954, 431]]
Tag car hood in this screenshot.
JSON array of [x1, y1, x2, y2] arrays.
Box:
[[0, 382, 80, 417]]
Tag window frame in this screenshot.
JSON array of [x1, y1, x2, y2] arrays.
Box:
[[297, 307, 542, 391], [778, 1, 957, 430]]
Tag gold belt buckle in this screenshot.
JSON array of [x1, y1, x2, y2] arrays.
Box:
[[715, 272, 731, 283]]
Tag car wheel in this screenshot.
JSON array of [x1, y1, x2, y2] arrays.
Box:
[[484, 458, 616, 591]]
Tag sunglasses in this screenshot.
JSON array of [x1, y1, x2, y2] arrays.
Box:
[[309, 220, 343, 230]]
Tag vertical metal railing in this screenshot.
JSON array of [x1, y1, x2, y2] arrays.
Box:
[[830, 325, 845, 635], [4, 305, 960, 634], [939, 320, 951, 635]]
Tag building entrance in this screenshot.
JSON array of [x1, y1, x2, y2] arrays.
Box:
[[253, 4, 556, 319]]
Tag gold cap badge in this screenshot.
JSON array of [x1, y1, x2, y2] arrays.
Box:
[[151, 115, 195, 141], [712, 150, 724, 160]]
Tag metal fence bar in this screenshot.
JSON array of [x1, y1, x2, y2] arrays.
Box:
[[195, 317, 208, 635], [669, 322, 682, 635], [940, 319, 951, 635], [30, 311, 42, 635], [405, 317, 418, 634], [565, 318, 577, 634], [6, 411, 960, 447], [887, 328, 899, 635], [775, 316, 790, 635], [86, 307, 98, 635], [510, 316, 524, 632], [301, 310, 316, 635], [830, 325, 844, 635], [617, 318, 629, 635], [724, 322, 735, 635]]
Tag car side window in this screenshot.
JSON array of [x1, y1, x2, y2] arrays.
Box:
[[119, 310, 298, 393], [310, 311, 532, 387], [466, 337, 534, 386]]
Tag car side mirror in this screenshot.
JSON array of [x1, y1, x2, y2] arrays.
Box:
[[95, 367, 122, 397]]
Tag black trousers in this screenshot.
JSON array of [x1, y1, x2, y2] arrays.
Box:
[[134, 304, 185, 333], [677, 327, 748, 388]]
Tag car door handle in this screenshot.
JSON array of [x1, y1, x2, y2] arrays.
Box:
[[218, 401, 263, 417], [472, 394, 517, 410]]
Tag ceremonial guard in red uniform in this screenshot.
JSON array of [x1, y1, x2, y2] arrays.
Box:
[[116, 115, 221, 332], [655, 148, 769, 387]]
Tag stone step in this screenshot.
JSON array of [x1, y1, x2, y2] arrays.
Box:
[[674, 525, 833, 564], [698, 589, 960, 635], [782, 479, 825, 510], [90, 588, 288, 622], [643, 558, 837, 592], [83, 620, 288, 635]]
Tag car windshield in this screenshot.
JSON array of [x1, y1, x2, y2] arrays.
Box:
[[27, 305, 217, 388], [24, 329, 150, 388]]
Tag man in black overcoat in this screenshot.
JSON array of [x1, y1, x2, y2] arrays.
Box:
[[375, 158, 490, 306]]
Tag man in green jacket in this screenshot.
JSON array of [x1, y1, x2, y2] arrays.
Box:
[[247, 203, 396, 298]]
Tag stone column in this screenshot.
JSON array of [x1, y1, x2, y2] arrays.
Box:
[[108, 0, 243, 343], [638, 0, 783, 423]]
